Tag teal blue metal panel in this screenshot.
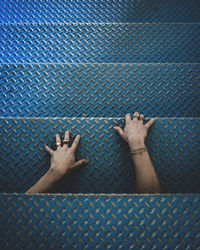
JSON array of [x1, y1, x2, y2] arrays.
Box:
[[0, 23, 199, 63], [0, 118, 199, 193], [0, 193, 199, 249], [0, 0, 199, 23], [0, 63, 199, 117]]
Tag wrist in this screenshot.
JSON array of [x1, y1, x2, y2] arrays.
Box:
[[128, 140, 146, 151], [48, 166, 64, 181]]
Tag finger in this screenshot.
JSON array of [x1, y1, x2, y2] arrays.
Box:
[[125, 113, 131, 124], [114, 126, 126, 140], [133, 112, 140, 122], [70, 135, 80, 152], [45, 145, 54, 155], [55, 134, 61, 149], [63, 130, 70, 149], [73, 159, 89, 168], [145, 118, 156, 129], [139, 114, 144, 124]]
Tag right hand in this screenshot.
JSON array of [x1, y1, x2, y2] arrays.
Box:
[[45, 130, 89, 177], [114, 112, 155, 150]]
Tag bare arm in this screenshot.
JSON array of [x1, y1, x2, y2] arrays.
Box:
[[26, 131, 89, 193], [131, 151, 162, 193], [114, 112, 162, 193], [26, 168, 63, 193]]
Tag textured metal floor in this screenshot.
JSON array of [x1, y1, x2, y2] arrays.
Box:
[[0, 63, 199, 117], [0, 23, 199, 63], [0, 193, 199, 250], [0, 0, 200, 249], [0, 117, 199, 193], [0, 0, 200, 23]]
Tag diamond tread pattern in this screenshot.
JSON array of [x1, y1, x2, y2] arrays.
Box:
[[0, 193, 199, 249], [0, 0, 200, 23], [1, 63, 199, 117], [0, 118, 199, 193], [0, 23, 199, 63]]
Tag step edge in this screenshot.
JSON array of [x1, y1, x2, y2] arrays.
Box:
[[1, 62, 200, 65], [1, 192, 200, 197], [0, 117, 199, 120], [0, 21, 200, 25]]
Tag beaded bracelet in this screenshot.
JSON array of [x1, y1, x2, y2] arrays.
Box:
[[130, 147, 148, 155]]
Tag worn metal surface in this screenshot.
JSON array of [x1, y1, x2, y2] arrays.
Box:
[[0, 63, 199, 117], [0, 193, 199, 249], [0, 118, 199, 193], [0, 1, 199, 248], [0, 23, 199, 63], [0, 0, 199, 23]]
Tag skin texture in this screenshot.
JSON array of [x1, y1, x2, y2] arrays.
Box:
[[26, 131, 89, 193], [114, 112, 163, 193], [27, 112, 162, 194]]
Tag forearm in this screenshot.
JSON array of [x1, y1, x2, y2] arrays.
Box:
[[131, 148, 162, 193], [26, 168, 62, 193], [114, 112, 161, 193]]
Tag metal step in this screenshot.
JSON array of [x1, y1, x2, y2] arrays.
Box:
[[0, 193, 199, 249], [1, 63, 199, 117], [0, 23, 199, 63], [0, 117, 199, 193], [0, 0, 199, 23]]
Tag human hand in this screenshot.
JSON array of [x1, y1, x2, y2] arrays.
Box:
[[114, 112, 155, 150], [45, 130, 89, 177]]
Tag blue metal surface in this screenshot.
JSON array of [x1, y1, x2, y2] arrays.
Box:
[[0, 0, 199, 248], [0, 118, 199, 193], [0, 63, 199, 117], [0, 0, 200, 23], [0, 193, 199, 249], [0, 23, 199, 63]]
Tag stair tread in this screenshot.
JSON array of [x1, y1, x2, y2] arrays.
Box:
[[1, 63, 199, 117], [1, 1, 199, 248], [0, 0, 199, 23], [0, 23, 199, 63], [0, 117, 199, 193], [0, 193, 199, 249]]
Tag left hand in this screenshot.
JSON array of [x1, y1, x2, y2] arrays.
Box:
[[45, 130, 89, 177]]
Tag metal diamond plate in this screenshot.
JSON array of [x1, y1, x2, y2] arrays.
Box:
[[0, 63, 199, 117], [0, 193, 199, 249], [0, 118, 199, 193], [0, 23, 199, 63], [0, 0, 199, 23]]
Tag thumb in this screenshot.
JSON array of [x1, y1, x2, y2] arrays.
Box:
[[44, 145, 54, 155], [145, 118, 156, 129], [73, 159, 89, 168], [114, 126, 126, 140]]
